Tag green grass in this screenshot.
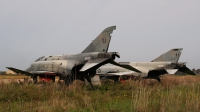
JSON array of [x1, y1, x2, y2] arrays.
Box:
[[0, 75, 200, 112]]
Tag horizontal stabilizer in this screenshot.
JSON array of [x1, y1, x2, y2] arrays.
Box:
[[178, 67, 196, 75], [80, 58, 141, 73], [6, 67, 32, 76], [80, 58, 110, 72]]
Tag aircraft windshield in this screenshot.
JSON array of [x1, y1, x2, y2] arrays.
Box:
[[35, 56, 45, 62]]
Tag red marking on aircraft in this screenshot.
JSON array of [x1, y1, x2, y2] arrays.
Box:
[[43, 72, 56, 75], [39, 77, 52, 82]]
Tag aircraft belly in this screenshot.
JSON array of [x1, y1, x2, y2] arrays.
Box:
[[134, 66, 149, 73], [131, 73, 148, 77]]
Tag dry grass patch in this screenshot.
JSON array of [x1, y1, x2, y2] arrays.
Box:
[[0, 75, 200, 111], [0, 75, 28, 79]]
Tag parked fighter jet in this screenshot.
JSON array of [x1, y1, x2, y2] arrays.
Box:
[[97, 48, 195, 82], [6, 26, 140, 89]]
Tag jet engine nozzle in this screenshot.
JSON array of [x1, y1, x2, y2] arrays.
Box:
[[113, 52, 120, 58], [169, 62, 186, 69], [108, 52, 120, 60], [98, 52, 120, 60], [170, 63, 177, 68], [176, 62, 186, 68]]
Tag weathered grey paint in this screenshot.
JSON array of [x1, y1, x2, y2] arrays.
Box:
[[82, 26, 116, 53], [6, 26, 140, 88], [152, 48, 183, 63], [6, 26, 119, 88], [97, 48, 195, 82], [98, 62, 175, 75]]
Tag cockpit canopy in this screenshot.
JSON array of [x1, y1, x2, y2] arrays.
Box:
[[35, 56, 45, 62]]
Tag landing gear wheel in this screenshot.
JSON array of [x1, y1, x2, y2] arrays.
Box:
[[83, 73, 94, 90], [64, 75, 74, 86], [52, 76, 55, 82], [33, 75, 37, 84]]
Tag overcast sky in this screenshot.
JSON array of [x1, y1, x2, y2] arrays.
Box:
[[0, 1, 200, 71]]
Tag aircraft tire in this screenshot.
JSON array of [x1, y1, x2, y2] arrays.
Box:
[[33, 75, 37, 84], [64, 75, 74, 85], [52, 76, 55, 82]]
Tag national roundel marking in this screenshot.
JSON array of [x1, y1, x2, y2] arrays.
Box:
[[98, 69, 101, 73]]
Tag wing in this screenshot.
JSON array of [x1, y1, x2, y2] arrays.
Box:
[[80, 58, 141, 73], [6, 67, 33, 76], [178, 67, 196, 75], [80, 58, 112, 72], [6, 67, 57, 76]]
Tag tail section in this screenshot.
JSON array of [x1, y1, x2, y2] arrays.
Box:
[[82, 26, 116, 53], [152, 48, 183, 63]]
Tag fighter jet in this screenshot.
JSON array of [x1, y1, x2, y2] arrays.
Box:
[[96, 48, 195, 82], [6, 26, 140, 89]]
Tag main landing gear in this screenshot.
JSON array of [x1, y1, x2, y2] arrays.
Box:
[[32, 75, 56, 83]]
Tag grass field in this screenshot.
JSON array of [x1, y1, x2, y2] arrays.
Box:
[[0, 75, 200, 112], [0, 74, 29, 79]]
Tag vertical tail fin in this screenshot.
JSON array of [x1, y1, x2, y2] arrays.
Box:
[[82, 26, 116, 53], [152, 48, 183, 63]]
